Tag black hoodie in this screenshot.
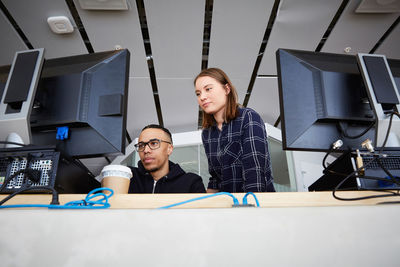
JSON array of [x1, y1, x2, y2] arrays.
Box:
[[128, 161, 206, 193]]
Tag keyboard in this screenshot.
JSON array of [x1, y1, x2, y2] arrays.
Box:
[[354, 149, 400, 190]]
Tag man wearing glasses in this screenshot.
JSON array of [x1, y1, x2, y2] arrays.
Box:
[[129, 124, 206, 193]]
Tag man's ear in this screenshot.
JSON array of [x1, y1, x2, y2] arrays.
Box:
[[167, 144, 173, 156]]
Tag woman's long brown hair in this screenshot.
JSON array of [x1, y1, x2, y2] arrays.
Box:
[[194, 68, 239, 128]]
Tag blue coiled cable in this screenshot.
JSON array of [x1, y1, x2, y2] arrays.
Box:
[[157, 192, 260, 209], [0, 189, 261, 209], [242, 192, 260, 207], [0, 188, 114, 209]]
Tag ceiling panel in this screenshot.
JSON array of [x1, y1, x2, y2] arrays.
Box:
[[321, 0, 399, 55], [247, 77, 280, 127], [208, 0, 275, 81], [259, 0, 342, 76], [157, 78, 198, 133], [0, 10, 27, 65], [231, 78, 250, 105], [126, 77, 158, 140], [3, 0, 87, 59], [376, 23, 400, 59], [73, 0, 149, 78], [144, 0, 204, 78]]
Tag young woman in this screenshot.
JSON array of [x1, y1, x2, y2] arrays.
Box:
[[194, 68, 275, 193]]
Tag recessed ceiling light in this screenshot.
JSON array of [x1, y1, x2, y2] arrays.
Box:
[[78, 0, 129, 10]]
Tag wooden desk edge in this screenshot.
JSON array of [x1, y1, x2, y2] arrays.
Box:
[[1, 191, 399, 209]]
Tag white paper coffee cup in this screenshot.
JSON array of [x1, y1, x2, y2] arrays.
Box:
[[100, 165, 132, 194]]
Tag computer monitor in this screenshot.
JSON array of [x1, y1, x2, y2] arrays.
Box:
[[388, 58, 400, 91], [0, 49, 130, 158], [0, 49, 45, 147], [276, 48, 376, 152], [357, 53, 400, 148]]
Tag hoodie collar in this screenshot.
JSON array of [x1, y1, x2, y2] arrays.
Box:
[[137, 160, 185, 181]]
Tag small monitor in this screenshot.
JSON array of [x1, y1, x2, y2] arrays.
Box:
[[357, 53, 400, 148], [0, 49, 45, 146], [276, 49, 375, 152], [388, 58, 400, 91]]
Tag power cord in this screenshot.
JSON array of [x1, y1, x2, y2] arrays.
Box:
[[242, 192, 260, 207], [331, 110, 400, 202], [0, 186, 59, 207], [322, 140, 343, 170], [378, 111, 397, 153], [337, 121, 375, 139], [50, 188, 113, 209], [0, 168, 50, 203], [157, 192, 260, 209], [0, 188, 113, 209], [1, 189, 259, 210], [332, 155, 400, 201], [0, 141, 29, 147]]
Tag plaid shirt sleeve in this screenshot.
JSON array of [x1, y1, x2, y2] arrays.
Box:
[[241, 109, 274, 192], [206, 160, 219, 190], [201, 130, 219, 190]]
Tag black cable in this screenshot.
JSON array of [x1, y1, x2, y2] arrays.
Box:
[[322, 150, 332, 170], [332, 155, 400, 201], [0, 141, 29, 147], [0, 185, 59, 206], [0, 154, 43, 192], [322, 141, 343, 170], [377, 197, 400, 205], [0, 169, 28, 192], [330, 110, 400, 201], [379, 112, 395, 153], [337, 121, 375, 139], [376, 157, 400, 186]]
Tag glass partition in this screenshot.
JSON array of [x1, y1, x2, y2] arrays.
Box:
[[113, 125, 299, 192]]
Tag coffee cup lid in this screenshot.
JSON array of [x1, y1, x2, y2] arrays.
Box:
[[101, 165, 132, 175]]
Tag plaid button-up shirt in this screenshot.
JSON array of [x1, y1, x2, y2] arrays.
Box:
[[202, 107, 275, 192]]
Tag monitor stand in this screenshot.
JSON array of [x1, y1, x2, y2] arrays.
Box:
[[357, 53, 400, 148]]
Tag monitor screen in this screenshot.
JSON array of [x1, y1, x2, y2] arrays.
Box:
[[276, 48, 376, 152], [0, 49, 45, 146], [0, 49, 130, 158]]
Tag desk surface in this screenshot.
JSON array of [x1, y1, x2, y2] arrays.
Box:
[[1, 191, 400, 267], [1, 191, 400, 209]]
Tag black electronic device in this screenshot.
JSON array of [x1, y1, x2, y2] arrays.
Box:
[[276, 48, 376, 152], [0, 146, 99, 194], [0, 49, 130, 158], [355, 149, 400, 190], [308, 148, 400, 191], [0, 49, 45, 145], [357, 53, 400, 148], [0, 49, 130, 193], [308, 150, 357, 191], [388, 58, 400, 93], [30, 49, 130, 158]]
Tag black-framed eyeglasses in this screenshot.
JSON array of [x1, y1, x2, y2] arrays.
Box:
[[134, 138, 172, 152]]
